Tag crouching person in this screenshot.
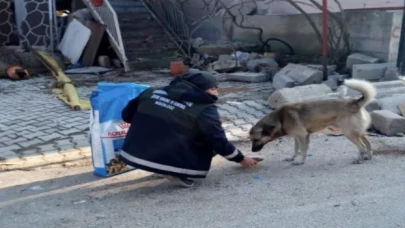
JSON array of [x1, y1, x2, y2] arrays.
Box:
[[119, 71, 258, 188]]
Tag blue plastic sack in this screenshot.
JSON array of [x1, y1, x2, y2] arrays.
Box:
[[89, 82, 149, 177]]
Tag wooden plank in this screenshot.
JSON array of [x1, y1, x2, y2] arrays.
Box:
[[81, 20, 106, 67]]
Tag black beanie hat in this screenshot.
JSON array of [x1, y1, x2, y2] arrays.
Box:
[[183, 71, 218, 91]]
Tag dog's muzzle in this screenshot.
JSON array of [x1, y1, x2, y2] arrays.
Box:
[[251, 143, 264, 152]]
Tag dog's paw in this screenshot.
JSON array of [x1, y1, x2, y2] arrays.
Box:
[[363, 154, 372, 160], [292, 161, 305, 165], [283, 157, 295, 162], [352, 159, 363, 164]]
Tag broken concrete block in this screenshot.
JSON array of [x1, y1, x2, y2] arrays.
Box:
[[207, 60, 240, 73], [378, 95, 405, 115], [322, 77, 339, 91], [376, 87, 405, 99], [98, 55, 111, 68], [218, 54, 233, 61], [335, 85, 362, 98], [398, 104, 405, 116], [380, 66, 400, 81], [273, 74, 296, 90], [275, 63, 323, 86], [246, 58, 279, 73], [352, 63, 396, 81], [248, 52, 261, 60], [365, 99, 381, 113], [371, 110, 405, 136], [346, 53, 379, 69], [306, 64, 337, 75], [227, 72, 269, 83], [267, 84, 332, 109], [373, 80, 405, 89]]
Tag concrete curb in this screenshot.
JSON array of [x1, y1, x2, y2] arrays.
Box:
[[0, 148, 91, 171]]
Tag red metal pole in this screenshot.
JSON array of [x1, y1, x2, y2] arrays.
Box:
[[322, 0, 328, 80]]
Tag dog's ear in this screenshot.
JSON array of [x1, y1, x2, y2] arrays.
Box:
[[262, 113, 281, 138]]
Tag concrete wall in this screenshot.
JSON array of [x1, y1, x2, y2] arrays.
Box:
[[292, 0, 403, 14], [191, 10, 402, 62]]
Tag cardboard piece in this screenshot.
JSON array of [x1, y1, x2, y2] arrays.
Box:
[[58, 19, 91, 64]]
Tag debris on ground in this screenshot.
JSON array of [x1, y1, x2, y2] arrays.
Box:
[[346, 53, 380, 69], [274, 63, 323, 87], [267, 84, 332, 109], [207, 59, 241, 73], [29, 185, 44, 191], [72, 200, 87, 205], [352, 63, 396, 81], [227, 72, 269, 83], [371, 110, 405, 136], [379, 95, 405, 115], [64, 66, 112, 74]]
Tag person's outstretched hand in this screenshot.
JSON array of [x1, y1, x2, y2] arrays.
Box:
[[240, 157, 258, 167]]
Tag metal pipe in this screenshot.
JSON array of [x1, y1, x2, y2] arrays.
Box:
[[48, 0, 54, 52], [322, 0, 329, 80]]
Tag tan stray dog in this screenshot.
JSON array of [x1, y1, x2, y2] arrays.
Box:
[[249, 79, 377, 165]]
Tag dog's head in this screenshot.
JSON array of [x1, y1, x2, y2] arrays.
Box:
[[249, 112, 282, 152]]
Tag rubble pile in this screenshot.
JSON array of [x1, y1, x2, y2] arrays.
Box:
[[190, 44, 405, 136]]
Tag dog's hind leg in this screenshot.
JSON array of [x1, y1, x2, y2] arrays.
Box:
[[360, 135, 373, 160], [292, 134, 310, 165], [344, 133, 369, 164], [284, 138, 300, 162]]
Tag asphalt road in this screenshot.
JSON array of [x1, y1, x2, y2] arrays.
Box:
[[1, 135, 405, 228]]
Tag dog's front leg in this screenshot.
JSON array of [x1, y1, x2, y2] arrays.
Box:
[[292, 135, 310, 165], [284, 138, 300, 162]]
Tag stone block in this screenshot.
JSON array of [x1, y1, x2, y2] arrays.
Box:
[[346, 53, 379, 69], [378, 95, 405, 115], [371, 110, 405, 136], [208, 60, 241, 73], [273, 74, 296, 90], [380, 67, 400, 81], [306, 64, 337, 75], [218, 54, 233, 61], [352, 63, 396, 81], [373, 80, 405, 89], [322, 77, 339, 91], [267, 84, 332, 109], [275, 63, 323, 86], [365, 99, 381, 113], [97, 55, 111, 68], [377, 87, 405, 99], [246, 58, 279, 74], [227, 72, 269, 83]]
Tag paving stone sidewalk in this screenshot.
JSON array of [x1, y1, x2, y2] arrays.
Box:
[[0, 70, 273, 169]]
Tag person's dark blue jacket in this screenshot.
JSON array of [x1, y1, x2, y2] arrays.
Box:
[[119, 72, 244, 179]]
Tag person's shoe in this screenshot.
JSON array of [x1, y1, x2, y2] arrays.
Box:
[[163, 175, 195, 188]]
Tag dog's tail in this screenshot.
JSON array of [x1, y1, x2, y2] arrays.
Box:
[[344, 79, 376, 108]]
